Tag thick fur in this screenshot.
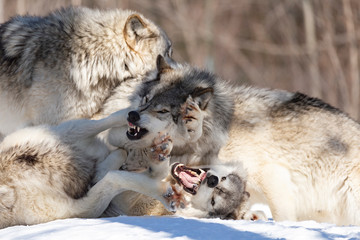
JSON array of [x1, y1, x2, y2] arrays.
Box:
[[172, 163, 266, 220], [0, 108, 175, 228], [0, 6, 172, 138], [103, 156, 266, 220], [110, 56, 360, 225]]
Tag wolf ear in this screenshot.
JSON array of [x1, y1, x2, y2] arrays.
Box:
[[124, 14, 155, 49], [156, 55, 172, 73], [191, 87, 214, 110]]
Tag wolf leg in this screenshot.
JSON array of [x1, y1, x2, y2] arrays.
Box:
[[71, 170, 175, 218], [260, 165, 297, 221], [94, 149, 128, 182], [54, 107, 130, 142]]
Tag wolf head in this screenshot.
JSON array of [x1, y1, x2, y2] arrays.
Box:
[[122, 56, 234, 161], [170, 162, 256, 220]]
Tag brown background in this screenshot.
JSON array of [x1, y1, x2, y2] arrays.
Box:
[[1, 0, 360, 120]]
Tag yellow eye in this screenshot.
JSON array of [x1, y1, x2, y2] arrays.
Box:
[[157, 109, 169, 114]]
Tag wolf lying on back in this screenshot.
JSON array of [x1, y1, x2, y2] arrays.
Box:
[[0, 6, 172, 139], [168, 163, 264, 220], [109, 56, 360, 225], [106, 148, 265, 220], [0, 108, 179, 228]]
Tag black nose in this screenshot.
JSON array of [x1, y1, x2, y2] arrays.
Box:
[[207, 175, 219, 188], [128, 111, 140, 123]]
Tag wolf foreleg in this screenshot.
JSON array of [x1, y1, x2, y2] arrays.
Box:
[[71, 170, 175, 218]]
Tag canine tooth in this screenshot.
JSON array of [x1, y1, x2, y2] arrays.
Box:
[[137, 126, 140, 132]]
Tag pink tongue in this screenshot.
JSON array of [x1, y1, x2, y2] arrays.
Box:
[[179, 171, 199, 188]]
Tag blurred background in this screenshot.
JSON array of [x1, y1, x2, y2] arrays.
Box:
[[1, 0, 360, 120]]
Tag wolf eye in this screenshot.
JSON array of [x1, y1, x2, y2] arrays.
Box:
[[141, 95, 149, 105], [211, 197, 215, 206], [157, 109, 169, 114], [221, 177, 226, 181]]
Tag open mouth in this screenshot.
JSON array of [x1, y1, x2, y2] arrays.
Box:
[[171, 163, 208, 195], [126, 122, 149, 140]]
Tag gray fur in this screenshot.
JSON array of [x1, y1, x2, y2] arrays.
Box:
[[208, 174, 247, 219], [115, 57, 360, 225], [171, 163, 265, 221], [111, 60, 234, 166], [326, 137, 348, 155], [0, 6, 172, 136]]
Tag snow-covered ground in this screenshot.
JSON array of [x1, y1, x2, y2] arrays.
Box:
[[0, 204, 358, 240], [2, 204, 360, 240]]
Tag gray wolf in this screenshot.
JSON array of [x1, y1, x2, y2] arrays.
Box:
[[102, 56, 264, 220], [167, 162, 265, 220], [101, 139, 265, 221], [0, 6, 172, 139], [0, 108, 175, 228], [110, 55, 360, 225]]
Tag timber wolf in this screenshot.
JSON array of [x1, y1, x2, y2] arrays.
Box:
[[0, 6, 172, 139], [0, 108, 175, 228], [110, 55, 360, 225], [168, 162, 265, 220], [101, 143, 265, 221]]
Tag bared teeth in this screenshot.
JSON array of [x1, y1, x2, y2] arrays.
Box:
[[127, 122, 142, 135]]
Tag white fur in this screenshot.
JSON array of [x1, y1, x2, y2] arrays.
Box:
[[0, 108, 174, 228]]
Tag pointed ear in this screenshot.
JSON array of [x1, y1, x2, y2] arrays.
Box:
[[156, 55, 172, 73], [191, 87, 214, 110], [124, 14, 155, 49]]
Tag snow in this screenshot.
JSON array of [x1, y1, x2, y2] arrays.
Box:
[[1, 215, 360, 240]]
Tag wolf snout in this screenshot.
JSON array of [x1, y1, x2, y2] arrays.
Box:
[[128, 111, 140, 123], [206, 175, 219, 188]]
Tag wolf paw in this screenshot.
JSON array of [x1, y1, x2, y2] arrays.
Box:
[[181, 97, 204, 140], [163, 185, 186, 212], [148, 132, 173, 162], [242, 210, 267, 221]]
